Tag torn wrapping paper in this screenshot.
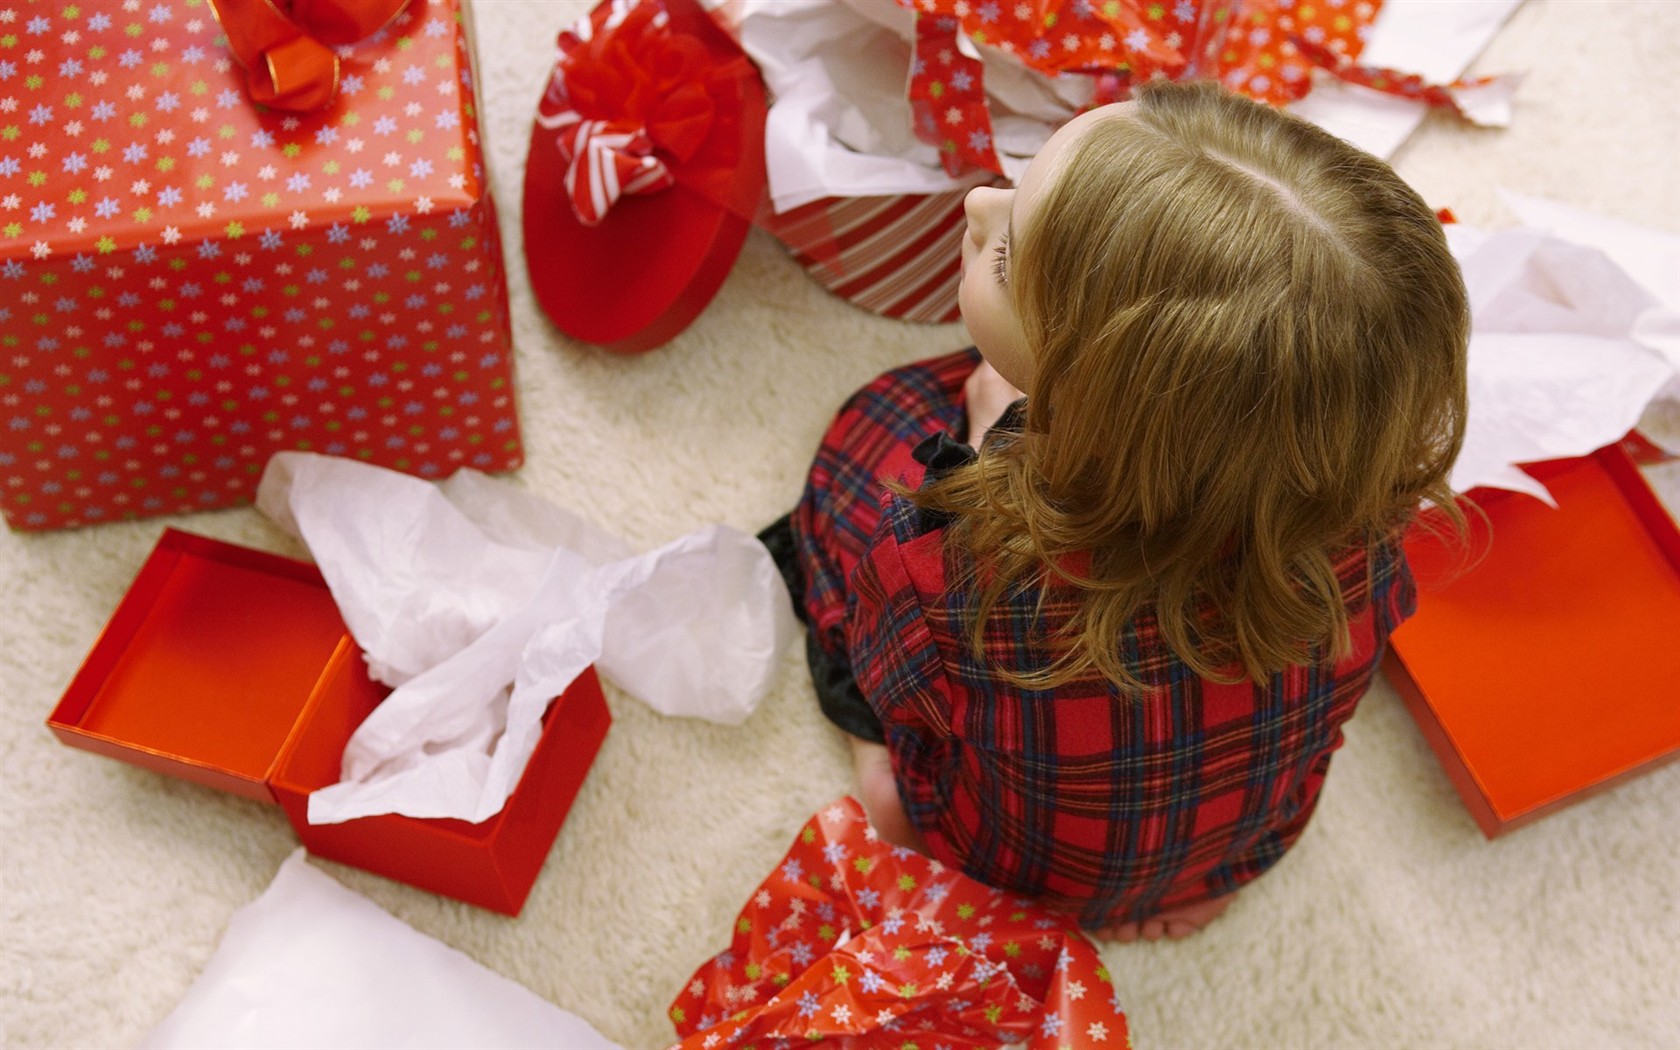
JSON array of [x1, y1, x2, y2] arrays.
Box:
[[731, 0, 1001, 210], [1288, 0, 1522, 156], [144, 850, 621, 1050], [899, 0, 1498, 178], [254, 453, 798, 824], [668, 797, 1129, 1048], [728, 0, 1520, 212], [729, 0, 1518, 327], [1443, 201, 1680, 502]]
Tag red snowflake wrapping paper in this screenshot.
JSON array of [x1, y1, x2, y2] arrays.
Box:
[[901, 0, 1504, 176], [669, 797, 1131, 1049], [0, 0, 519, 531]]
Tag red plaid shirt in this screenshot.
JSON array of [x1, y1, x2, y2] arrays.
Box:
[[792, 349, 1414, 928]]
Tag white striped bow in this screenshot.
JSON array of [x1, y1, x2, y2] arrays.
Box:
[[537, 106, 677, 228]]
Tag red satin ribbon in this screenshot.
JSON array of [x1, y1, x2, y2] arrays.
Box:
[[207, 0, 411, 112]]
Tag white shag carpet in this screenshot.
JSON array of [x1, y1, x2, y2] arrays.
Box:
[[6, 2, 1680, 1047]]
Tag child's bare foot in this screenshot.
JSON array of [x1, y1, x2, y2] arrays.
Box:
[[1093, 892, 1234, 943], [846, 734, 924, 853]]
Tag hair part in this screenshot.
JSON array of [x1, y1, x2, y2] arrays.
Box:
[[919, 79, 1469, 691]]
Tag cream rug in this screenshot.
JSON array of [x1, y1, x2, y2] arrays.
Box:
[[6, 1, 1680, 1047]]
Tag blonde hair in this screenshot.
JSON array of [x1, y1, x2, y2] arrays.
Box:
[[917, 79, 1469, 690]]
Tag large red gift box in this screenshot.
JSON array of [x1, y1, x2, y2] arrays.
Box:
[[47, 528, 611, 914], [0, 0, 520, 531], [1385, 444, 1680, 837]]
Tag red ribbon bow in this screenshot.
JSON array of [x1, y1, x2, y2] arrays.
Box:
[[536, 0, 727, 227], [207, 0, 411, 112]]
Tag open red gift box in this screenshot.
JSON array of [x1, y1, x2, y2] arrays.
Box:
[[1385, 443, 1680, 837], [47, 529, 611, 915]]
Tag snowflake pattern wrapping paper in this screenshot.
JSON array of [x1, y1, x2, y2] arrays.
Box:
[[0, 0, 519, 531], [901, 0, 1505, 177], [668, 796, 1130, 1049], [906, 0, 1379, 175]]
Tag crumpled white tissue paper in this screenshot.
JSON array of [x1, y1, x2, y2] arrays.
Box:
[[1444, 199, 1680, 503], [142, 849, 621, 1050], [1499, 190, 1680, 407], [254, 453, 798, 825]]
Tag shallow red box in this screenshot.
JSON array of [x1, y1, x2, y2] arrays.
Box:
[[47, 528, 610, 914], [1385, 445, 1680, 837]]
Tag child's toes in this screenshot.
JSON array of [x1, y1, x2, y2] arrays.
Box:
[[1095, 921, 1140, 942]]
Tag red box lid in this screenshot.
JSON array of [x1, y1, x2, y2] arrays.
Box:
[[48, 528, 610, 913], [1386, 445, 1680, 836]]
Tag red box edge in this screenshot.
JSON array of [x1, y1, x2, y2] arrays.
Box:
[[478, 667, 612, 914], [1390, 442, 1680, 837], [271, 664, 612, 916], [1381, 647, 1505, 838], [45, 528, 328, 803]]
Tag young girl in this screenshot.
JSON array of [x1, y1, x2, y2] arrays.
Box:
[[765, 80, 1468, 941]]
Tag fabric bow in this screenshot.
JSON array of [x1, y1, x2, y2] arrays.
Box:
[[536, 0, 727, 227], [207, 0, 410, 112]]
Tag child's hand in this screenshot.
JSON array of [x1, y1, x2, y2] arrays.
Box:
[[964, 360, 1026, 449]]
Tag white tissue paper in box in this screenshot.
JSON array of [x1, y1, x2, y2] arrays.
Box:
[[1443, 201, 1679, 503], [143, 850, 621, 1050], [254, 453, 798, 825]]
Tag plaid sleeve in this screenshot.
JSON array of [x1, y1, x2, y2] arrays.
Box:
[[791, 348, 978, 664], [845, 497, 957, 837]]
